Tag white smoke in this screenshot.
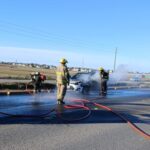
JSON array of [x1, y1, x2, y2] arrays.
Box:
[[76, 64, 130, 85], [76, 73, 91, 83], [75, 71, 100, 84], [109, 64, 129, 84], [70, 64, 131, 90]]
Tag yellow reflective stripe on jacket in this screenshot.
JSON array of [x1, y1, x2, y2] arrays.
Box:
[[56, 71, 68, 84], [56, 71, 63, 76]]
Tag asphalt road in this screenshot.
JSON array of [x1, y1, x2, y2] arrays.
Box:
[[0, 89, 150, 150]]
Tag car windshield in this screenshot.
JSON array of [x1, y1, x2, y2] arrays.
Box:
[[71, 73, 89, 80]]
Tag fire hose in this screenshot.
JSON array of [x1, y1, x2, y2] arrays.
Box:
[[0, 97, 149, 140], [0, 109, 55, 118], [73, 98, 150, 140]]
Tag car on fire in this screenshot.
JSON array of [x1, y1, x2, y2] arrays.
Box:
[[68, 71, 96, 92]]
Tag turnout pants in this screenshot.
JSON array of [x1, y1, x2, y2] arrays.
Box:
[[100, 79, 107, 96], [33, 82, 41, 92], [57, 83, 67, 102]]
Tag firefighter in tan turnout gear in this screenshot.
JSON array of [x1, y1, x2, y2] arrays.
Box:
[[56, 58, 70, 104]]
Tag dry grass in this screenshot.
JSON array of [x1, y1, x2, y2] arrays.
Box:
[[0, 64, 76, 80]]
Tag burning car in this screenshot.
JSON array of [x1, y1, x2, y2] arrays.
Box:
[[68, 71, 97, 92]]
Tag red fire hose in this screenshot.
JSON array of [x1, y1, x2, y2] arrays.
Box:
[[0, 97, 149, 140], [72, 98, 150, 140]]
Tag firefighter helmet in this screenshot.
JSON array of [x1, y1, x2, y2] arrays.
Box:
[[99, 67, 104, 71], [60, 58, 68, 64]]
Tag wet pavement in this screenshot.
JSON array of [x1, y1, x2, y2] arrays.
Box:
[[0, 88, 150, 150], [0, 89, 150, 126]]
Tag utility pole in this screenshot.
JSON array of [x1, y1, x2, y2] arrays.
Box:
[[114, 48, 117, 72]]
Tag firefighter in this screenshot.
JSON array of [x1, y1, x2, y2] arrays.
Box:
[[99, 67, 109, 96], [31, 72, 42, 93], [56, 58, 70, 104]]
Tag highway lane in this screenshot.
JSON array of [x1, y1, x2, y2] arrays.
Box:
[[0, 89, 150, 150]]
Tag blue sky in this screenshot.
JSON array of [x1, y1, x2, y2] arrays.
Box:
[[0, 0, 150, 72]]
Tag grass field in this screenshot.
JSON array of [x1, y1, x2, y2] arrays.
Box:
[[0, 64, 76, 80], [0, 64, 77, 90], [0, 64, 56, 80]]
